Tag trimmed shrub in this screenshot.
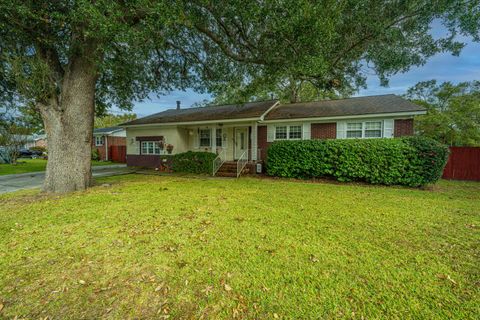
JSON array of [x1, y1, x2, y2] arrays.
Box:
[[266, 137, 449, 187], [91, 148, 100, 161], [172, 151, 216, 174]]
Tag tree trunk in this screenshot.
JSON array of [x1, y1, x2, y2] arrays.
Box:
[[40, 55, 97, 193]]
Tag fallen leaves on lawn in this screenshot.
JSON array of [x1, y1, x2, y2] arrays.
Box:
[[437, 274, 457, 285], [224, 284, 233, 292], [78, 280, 86, 285], [201, 285, 214, 296], [0, 303, 4, 313], [309, 254, 319, 263]]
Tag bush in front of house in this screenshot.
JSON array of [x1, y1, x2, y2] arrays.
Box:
[[91, 148, 100, 161], [172, 151, 217, 174], [266, 137, 449, 187]]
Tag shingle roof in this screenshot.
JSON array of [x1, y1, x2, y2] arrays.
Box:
[[264, 94, 425, 120], [121, 100, 278, 125], [93, 126, 124, 134]]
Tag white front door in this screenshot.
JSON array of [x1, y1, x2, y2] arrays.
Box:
[[234, 127, 248, 160]]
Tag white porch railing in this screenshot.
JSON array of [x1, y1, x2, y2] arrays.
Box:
[[236, 150, 248, 178], [212, 148, 227, 176]]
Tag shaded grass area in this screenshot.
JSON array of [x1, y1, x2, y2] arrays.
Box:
[[0, 175, 479, 319], [0, 159, 115, 175]]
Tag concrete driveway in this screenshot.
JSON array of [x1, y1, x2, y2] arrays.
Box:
[[0, 165, 133, 194]]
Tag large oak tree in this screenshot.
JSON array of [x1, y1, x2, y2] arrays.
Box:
[[0, 0, 478, 193]]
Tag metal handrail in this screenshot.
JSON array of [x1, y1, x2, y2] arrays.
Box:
[[212, 148, 227, 176], [236, 150, 248, 178]]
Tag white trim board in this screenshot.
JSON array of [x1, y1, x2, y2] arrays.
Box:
[[260, 111, 426, 123]]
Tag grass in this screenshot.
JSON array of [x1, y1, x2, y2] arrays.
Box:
[[0, 175, 479, 319], [0, 159, 116, 175]]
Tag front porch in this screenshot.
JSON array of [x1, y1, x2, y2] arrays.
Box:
[[182, 121, 261, 162]]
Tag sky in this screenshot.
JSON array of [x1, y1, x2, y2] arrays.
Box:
[[122, 38, 480, 117]]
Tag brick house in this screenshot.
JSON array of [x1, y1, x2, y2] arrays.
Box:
[[120, 95, 425, 175], [93, 126, 127, 162]]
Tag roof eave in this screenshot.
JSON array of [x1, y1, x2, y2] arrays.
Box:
[[260, 110, 427, 123]]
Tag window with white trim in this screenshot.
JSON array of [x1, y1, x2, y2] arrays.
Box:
[[364, 121, 382, 138], [216, 128, 222, 147], [346, 121, 383, 138], [199, 129, 211, 147], [141, 141, 161, 155], [289, 125, 302, 139], [275, 125, 302, 140], [95, 136, 104, 146]]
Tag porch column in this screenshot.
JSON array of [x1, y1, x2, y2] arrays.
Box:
[[251, 122, 258, 161], [211, 126, 216, 152]]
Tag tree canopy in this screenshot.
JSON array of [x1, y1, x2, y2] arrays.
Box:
[[405, 80, 480, 146], [94, 113, 137, 129], [1, 0, 480, 110]]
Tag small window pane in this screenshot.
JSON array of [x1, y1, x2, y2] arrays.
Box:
[[275, 126, 287, 139], [347, 123, 362, 130], [216, 129, 222, 147], [347, 122, 363, 138], [200, 129, 211, 147], [289, 125, 302, 139], [154, 142, 161, 154], [365, 121, 382, 138], [365, 122, 381, 130], [346, 130, 363, 138]]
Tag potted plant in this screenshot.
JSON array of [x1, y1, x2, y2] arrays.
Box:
[[166, 144, 174, 154]]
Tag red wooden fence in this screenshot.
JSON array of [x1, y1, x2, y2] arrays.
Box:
[[109, 145, 126, 163], [443, 147, 480, 181]]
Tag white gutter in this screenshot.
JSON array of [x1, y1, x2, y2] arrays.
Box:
[[259, 101, 280, 121], [120, 117, 261, 128], [259, 110, 426, 123]]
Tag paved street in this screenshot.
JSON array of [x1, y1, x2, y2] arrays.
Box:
[[0, 165, 132, 194]]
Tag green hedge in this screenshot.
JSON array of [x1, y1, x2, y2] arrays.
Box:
[[266, 137, 449, 187], [172, 151, 216, 174]]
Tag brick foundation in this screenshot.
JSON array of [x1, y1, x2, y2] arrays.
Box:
[[126, 154, 173, 171]]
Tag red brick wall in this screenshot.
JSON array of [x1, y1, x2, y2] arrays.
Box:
[[394, 119, 414, 137], [311, 123, 336, 139], [257, 125, 270, 161]]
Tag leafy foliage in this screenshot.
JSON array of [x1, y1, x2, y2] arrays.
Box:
[[91, 148, 100, 161], [1, 1, 479, 110], [172, 151, 216, 174], [266, 137, 449, 187], [405, 80, 480, 146], [94, 113, 137, 129]]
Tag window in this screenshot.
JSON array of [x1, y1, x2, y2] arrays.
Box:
[[364, 121, 382, 138], [141, 141, 161, 155], [289, 126, 302, 139], [216, 128, 222, 147], [95, 136, 104, 146], [346, 123, 363, 138], [199, 129, 211, 147], [346, 121, 383, 138], [275, 126, 287, 139], [275, 125, 302, 140]]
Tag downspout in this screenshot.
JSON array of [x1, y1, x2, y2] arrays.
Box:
[[105, 135, 108, 161]]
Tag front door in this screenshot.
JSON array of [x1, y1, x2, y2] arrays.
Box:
[[234, 127, 248, 160]]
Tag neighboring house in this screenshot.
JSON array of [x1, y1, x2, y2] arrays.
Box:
[[25, 134, 47, 149], [120, 95, 426, 174], [93, 126, 127, 162]]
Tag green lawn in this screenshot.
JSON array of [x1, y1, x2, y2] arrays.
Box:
[[0, 175, 478, 319], [0, 159, 116, 175]]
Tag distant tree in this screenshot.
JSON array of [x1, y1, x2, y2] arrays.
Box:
[[405, 80, 480, 146], [94, 113, 137, 129], [0, 115, 32, 164]]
